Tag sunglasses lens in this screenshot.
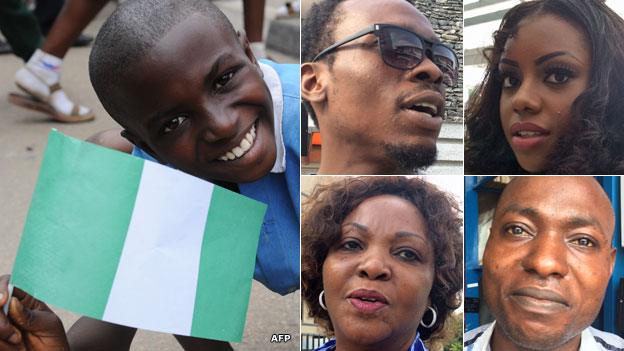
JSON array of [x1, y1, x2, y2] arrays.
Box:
[[379, 26, 458, 86], [379, 27, 424, 69], [433, 46, 458, 86]]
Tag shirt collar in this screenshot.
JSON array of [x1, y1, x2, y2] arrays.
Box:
[[259, 61, 286, 173], [473, 322, 603, 351]]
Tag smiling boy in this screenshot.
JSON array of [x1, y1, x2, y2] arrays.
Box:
[[0, 0, 300, 349]]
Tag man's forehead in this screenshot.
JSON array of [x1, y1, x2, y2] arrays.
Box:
[[495, 177, 615, 232], [336, 0, 437, 42]]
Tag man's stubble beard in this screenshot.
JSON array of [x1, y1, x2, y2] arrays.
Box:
[[383, 142, 437, 174]]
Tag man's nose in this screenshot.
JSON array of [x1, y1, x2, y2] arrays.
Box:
[[406, 52, 444, 85], [357, 248, 391, 281], [521, 232, 569, 279]]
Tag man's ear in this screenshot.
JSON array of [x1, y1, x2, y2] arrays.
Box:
[[301, 62, 328, 103], [238, 30, 260, 68], [120, 129, 163, 163]]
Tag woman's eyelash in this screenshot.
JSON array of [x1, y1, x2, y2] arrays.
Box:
[[497, 70, 521, 88], [544, 65, 576, 84]]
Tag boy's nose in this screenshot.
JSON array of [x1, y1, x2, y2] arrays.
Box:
[[199, 108, 238, 143]]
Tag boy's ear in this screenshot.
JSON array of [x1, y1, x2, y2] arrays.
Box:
[[237, 30, 260, 68], [120, 129, 163, 163], [301, 62, 328, 103]]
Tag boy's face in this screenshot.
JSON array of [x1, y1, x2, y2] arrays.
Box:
[[117, 14, 276, 183]]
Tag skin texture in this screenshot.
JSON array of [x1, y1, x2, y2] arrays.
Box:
[[301, 0, 446, 175], [117, 13, 277, 183], [322, 195, 434, 351], [499, 14, 591, 173], [483, 177, 616, 351]]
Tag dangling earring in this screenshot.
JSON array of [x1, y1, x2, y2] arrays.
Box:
[[319, 290, 327, 310], [420, 306, 437, 328]]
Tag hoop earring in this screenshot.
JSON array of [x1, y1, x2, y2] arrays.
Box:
[[319, 290, 327, 310], [420, 306, 437, 328]]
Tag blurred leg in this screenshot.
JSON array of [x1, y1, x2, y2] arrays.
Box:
[[67, 316, 137, 351], [175, 334, 234, 351], [34, 0, 65, 36], [243, 0, 265, 43], [41, 0, 109, 58]]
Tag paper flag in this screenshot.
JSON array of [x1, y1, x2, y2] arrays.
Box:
[[11, 129, 266, 342]]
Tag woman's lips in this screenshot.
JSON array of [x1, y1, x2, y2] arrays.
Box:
[[509, 122, 551, 150], [348, 298, 388, 313], [346, 289, 389, 314]]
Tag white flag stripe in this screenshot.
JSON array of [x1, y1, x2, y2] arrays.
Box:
[[102, 161, 214, 335]]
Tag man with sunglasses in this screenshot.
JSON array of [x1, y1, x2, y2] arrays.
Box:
[[301, 0, 458, 175]]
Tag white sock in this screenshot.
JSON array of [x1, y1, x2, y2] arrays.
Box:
[[14, 49, 90, 116]]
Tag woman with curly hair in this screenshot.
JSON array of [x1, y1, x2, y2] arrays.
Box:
[[465, 0, 624, 174], [301, 176, 463, 351]]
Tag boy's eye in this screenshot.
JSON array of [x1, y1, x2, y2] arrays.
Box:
[[214, 71, 235, 91], [161, 116, 187, 134]]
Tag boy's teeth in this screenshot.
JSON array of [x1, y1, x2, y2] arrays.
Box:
[[241, 138, 251, 149], [218, 124, 257, 162]]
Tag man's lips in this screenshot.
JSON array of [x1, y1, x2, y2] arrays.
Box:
[[346, 289, 389, 314], [509, 122, 551, 150], [509, 287, 569, 313], [400, 90, 445, 118]]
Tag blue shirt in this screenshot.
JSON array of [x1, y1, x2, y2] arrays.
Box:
[[132, 60, 300, 296], [314, 334, 428, 351]]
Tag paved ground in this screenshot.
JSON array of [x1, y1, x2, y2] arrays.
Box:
[[0, 1, 299, 350]]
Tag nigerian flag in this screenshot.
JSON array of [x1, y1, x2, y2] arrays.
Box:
[[11, 129, 266, 342]]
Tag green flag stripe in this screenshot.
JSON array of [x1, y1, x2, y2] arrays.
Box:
[[12, 130, 144, 319], [191, 186, 266, 341]]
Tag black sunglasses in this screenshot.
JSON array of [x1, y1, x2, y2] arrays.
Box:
[[312, 23, 459, 87]]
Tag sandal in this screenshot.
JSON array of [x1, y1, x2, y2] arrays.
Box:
[[9, 67, 95, 123]]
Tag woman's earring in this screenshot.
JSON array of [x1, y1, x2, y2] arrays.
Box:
[[420, 306, 437, 328], [319, 290, 327, 310]]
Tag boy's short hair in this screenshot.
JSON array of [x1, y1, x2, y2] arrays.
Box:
[[89, 0, 237, 123]]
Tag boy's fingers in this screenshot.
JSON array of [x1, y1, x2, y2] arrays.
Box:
[[7, 298, 29, 332], [9, 289, 25, 302], [0, 309, 20, 345]]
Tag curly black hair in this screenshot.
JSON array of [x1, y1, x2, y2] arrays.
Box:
[[465, 0, 624, 174], [301, 176, 463, 341]]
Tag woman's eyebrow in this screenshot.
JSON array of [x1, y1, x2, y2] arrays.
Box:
[[534, 51, 580, 65], [343, 222, 370, 235], [499, 58, 518, 67], [396, 231, 427, 243]]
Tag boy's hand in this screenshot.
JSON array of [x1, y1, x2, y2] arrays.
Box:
[[0, 275, 69, 351]]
